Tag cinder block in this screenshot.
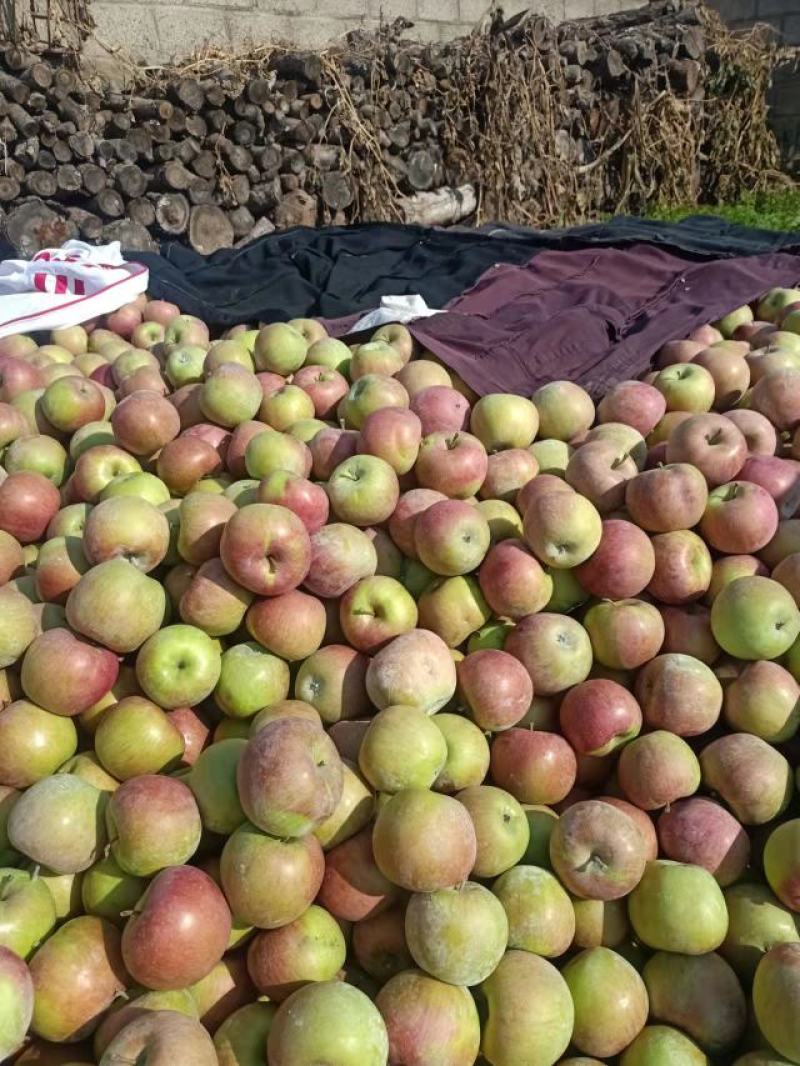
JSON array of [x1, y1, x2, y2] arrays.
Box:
[[90, 3, 161, 59], [155, 8, 232, 60], [784, 14, 800, 42], [459, 0, 494, 24], [181, 0, 255, 8], [707, 0, 758, 21], [261, 0, 369, 17], [229, 11, 357, 46], [367, 0, 420, 20], [417, 0, 460, 21], [757, 0, 792, 16], [408, 16, 453, 38]]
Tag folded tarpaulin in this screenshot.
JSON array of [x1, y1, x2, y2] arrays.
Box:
[[0, 241, 148, 339], [402, 242, 800, 397], [0, 214, 784, 330]]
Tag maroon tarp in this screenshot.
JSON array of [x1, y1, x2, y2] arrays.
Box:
[[329, 243, 800, 397]]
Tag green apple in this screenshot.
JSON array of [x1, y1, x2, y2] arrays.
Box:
[[628, 860, 729, 954], [711, 576, 800, 660], [721, 882, 800, 981], [267, 981, 387, 1065], [358, 705, 447, 793], [493, 864, 574, 957], [405, 881, 508, 985], [753, 943, 800, 1062], [621, 1025, 709, 1065], [136, 624, 222, 710], [214, 642, 290, 719], [95, 696, 184, 780], [478, 950, 573, 1065], [0, 869, 57, 958], [187, 739, 247, 836], [81, 854, 146, 926], [564, 947, 649, 1058]]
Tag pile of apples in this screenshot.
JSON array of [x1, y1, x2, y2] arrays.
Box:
[[3, 283, 800, 1066]]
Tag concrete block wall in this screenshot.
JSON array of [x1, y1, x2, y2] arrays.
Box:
[[87, 0, 641, 63]]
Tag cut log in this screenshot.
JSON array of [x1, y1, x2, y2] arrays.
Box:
[[0, 177, 21, 202], [169, 106, 188, 134], [0, 71, 31, 105], [56, 95, 86, 128], [174, 138, 201, 166], [14, 138, 40, 168], [249, 178, 282, 214], [115, 164, 148, 199], [110, 112, 132, 135], [79, 163, 107, 195], [247, 77, 274, 106], [68, 131, 95, 160], [52, 69, 78, 97], [234, 215, 276, 247], [305, 144, 341, 170], [55, 164, 82, 196], [232, 120, 257, 147], [66, 207, 104, 242], [128, 197, 156, 228], [275, 189, 317, 229], [7, 103, 37, 138], [153, 160, 193, 191], [36, 149, 57, 171], [400, 184, 477, 226], [6, 199, 77, 256], [102, 220, 156, 250], [124, 128, 154, 162], [187, 177, 215, 205], [256, 144, 282, 176], [27, 91, 47, 113], [272, 53, 323, 87], [188, 204, 235, 254], [91, 189, 125, 219], [155, 193, 191, 235], [224, 143, 253, 173], [185, 114, 208, 139], [190, 150, 217, 179], [173, 77, 205, 112], [52, 140, 72, 164], [229, 205, 256, 238], [406, 148, 437, 191], [25, 170, 57, 198], [22, 62, 53, 91], [321, 171, 355, 211]]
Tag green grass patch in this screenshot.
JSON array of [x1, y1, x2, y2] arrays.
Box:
[[645, 187, 800, 231]]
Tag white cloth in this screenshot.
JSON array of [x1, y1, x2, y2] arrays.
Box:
[[349, 293, 440, 332], [0, 241, 148, 339]]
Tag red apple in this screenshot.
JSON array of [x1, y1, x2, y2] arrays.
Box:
[[121, 865, 231, 990], [220, 503, 311, 596], [665, 412, 747, 486], [490, 729, 577, 805], [559, 679, 642, 756], [658, 797, 750, 885], [700, 480, 780, 554], [575, 519, 655, 599], [597, 379, 666, 435]]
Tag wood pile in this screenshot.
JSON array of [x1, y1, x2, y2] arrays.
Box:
[[0, 0, 784, 255]]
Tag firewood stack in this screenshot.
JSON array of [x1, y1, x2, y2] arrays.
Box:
[[0, 0, 783, 255]]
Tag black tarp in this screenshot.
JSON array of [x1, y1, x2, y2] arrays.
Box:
[[48, 214, 799, 329]]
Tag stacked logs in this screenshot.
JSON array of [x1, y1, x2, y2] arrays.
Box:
[[0, 0, 782, 255]]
